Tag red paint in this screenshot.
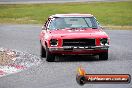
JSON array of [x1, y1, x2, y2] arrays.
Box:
[[9, 64, 26, 69], [0, 70, 5, 75], [40, 14, 110, 55]]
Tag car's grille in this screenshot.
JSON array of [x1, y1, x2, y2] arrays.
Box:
[[62, 39, 95, 47]]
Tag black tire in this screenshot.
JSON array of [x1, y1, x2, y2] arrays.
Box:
[[99, 52, 108, 60], [41, 45, 46, 58], [46, 47, 55, 62]]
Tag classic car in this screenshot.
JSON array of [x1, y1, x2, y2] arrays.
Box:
[[40, 14, 110, 62]]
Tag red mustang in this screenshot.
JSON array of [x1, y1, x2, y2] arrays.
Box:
[[40, 14, 110, 62]]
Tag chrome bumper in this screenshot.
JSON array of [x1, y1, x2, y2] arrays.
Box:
[[49, 45, 109, 51]]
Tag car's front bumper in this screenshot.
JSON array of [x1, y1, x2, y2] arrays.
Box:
[[49, 45, 109, 55]]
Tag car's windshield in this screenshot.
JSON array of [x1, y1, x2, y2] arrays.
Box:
[[49, 17, 99, 30]]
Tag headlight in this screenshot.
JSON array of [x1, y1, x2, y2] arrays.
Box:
[[100, 38, 108, 45], [50, 39, 58, 46]]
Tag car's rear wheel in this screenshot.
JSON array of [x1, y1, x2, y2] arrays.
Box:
[[46, 47, 55, 62], [99, 51, 108, 60]]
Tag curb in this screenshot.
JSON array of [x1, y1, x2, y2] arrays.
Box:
[[0, 47, 41, 77]]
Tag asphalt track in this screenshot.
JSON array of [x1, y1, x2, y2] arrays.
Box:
[[0, 0, 130, 4], [0, 24, 132, 88]]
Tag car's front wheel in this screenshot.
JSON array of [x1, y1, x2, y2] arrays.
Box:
[[99, 51, 108, 60], [46, 47, 55, 62], [41, 45, 46, 58]]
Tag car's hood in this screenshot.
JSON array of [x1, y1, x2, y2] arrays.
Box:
[[48, 28, 108, 39]]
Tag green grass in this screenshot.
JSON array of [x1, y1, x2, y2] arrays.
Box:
[[0, 1, 132, 26]]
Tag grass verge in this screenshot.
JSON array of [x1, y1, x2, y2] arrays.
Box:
[[104, 25, 132, 30], [0, 1, 132, 29]]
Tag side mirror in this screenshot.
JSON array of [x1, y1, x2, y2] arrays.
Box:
[[97, 22, 104, 29], [42, 26, 46, 30], [42, 25, 50, 30], [42, 21, 48, 30], [100, 26, 104, 29], [42, 18, 51, 30]]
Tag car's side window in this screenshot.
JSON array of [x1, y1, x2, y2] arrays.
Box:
[[49, 19, 56, 29], [46, 18, 55, 30], [85, 18, 93, 28], [96, 21, 102, 28], [49, 18, 61, 30], [93, 17, 100, 28], [85, 17, 98, 28]]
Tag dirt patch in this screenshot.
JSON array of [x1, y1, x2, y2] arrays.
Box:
[[0, 48, 16, 65], [0, 48, 41, 77]]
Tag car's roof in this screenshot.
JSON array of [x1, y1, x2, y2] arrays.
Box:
[[49, 14, 93, 18]]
